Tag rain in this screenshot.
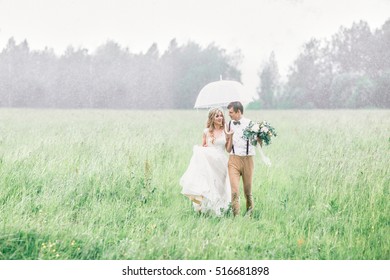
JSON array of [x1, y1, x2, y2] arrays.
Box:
[[0, 0, 389, 278], [0, 0, 389, 109]]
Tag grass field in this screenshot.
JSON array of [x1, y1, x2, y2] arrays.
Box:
[[0, 109, 389, 260]]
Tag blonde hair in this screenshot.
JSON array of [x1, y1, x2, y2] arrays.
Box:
[[206, 108, 225, 144]]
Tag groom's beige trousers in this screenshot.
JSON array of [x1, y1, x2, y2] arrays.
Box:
[[228, 155, 254, 216]]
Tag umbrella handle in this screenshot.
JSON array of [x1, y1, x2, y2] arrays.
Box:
[[224, 123, 234, 135]]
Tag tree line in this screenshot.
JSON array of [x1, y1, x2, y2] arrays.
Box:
[[255, 19, 390, 109], [0, 18, 389, 109], [0, 39, 241, 109]]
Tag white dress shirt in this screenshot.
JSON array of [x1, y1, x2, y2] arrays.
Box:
[[229, 117, 256, 156]]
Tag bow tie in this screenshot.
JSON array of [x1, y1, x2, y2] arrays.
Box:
[[233, 121, 241, 125]]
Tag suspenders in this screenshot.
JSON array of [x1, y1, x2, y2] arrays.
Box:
[[229, 121, 235, 154], [229, 120, 249, 156]]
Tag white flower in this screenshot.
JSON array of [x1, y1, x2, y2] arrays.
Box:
[[261, 126, 269, 133], [251, 123, 260, 132]]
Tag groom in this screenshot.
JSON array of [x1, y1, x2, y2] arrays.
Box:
[[225, 101, 262, 216]]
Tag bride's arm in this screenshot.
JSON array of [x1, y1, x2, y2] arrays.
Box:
[[202, 130, 208, 147]]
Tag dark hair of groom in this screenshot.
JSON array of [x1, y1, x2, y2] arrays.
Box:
[[227, 101, 244, 114]]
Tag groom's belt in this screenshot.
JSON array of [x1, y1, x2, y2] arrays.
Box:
[[229, 154, 253, 158]]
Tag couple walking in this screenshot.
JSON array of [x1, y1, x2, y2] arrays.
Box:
[[180, 101, 262, 216]]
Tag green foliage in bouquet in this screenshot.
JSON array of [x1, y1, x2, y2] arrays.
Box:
[[242, 120, 277, 146]]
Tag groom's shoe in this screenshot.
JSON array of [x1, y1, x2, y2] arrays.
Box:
[[245, 207, 254, 218]]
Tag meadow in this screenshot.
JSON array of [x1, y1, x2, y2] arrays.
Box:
[[0, 109, 389, 260]]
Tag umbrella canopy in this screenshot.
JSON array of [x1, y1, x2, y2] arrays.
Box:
[[194, 80, 252, 109]]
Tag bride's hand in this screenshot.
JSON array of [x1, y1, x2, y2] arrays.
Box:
[[224, 123, 234, 136]]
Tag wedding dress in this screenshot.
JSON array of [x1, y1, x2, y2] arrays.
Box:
[[180, 129, 231, 216]]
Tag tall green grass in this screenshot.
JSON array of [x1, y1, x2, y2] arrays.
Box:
[[0, 109, 389, 259]]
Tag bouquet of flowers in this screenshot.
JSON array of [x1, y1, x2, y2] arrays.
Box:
[[243, 120, 277, 146]]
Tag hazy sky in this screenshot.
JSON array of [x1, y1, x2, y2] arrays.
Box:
[[1, 0, 389, 95]]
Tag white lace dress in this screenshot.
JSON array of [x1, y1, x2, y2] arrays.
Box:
[[180, 129, 231, 216]]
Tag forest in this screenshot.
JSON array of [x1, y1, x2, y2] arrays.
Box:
[[0, 19, 389, 109]]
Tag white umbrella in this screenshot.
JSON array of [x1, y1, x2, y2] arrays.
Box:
[[194, 80, 252, 109]]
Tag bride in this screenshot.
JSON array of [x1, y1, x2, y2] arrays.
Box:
[[180, 108, 232, 216]]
